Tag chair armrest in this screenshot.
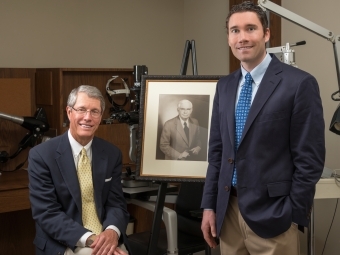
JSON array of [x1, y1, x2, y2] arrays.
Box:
[[127, 198, 178, 254]]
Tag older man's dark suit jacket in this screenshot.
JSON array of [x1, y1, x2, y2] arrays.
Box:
[[201, 55, 325, 238], [160, 116, 201, 160], [28, 132, 129, 255]]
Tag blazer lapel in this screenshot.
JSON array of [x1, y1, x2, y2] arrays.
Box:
[[240, 56, 283, 145], [91, 137, 107, 218], [188, 118, 196, 147], [55, 132, 82, 213], [226, 70, 241, 149], [176, 117, 189, 145]]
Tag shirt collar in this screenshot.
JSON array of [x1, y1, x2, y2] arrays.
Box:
[[68, 130, 93, 157], [179, 117, 189, 127], [240, 53, 272, 86]]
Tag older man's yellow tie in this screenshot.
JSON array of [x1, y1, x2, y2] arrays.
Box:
[[77, 148, 102, 235]]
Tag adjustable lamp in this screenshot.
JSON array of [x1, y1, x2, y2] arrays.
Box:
[[0, 107, 49, 163], [258, 0, 340, 135], [330, 85, 340, 134], [330, 104, 340, 135]]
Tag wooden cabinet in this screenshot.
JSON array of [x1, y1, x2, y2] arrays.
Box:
[[0, 68, 36, 171], [0, 69, 36, 255], [0, 170, 34, 255]]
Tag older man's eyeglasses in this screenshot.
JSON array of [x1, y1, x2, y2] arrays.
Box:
[[71, 107, 102, 118]]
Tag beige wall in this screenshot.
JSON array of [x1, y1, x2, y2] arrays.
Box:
[[183, 0, 229, 75], [1, 0, 339, 254], [0, 0, 184, 74], [0, 0, 229, 75]]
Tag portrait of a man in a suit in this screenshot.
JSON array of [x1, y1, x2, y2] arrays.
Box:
[[159, 99, 203, 161]]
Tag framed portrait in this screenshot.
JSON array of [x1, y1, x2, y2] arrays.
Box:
[[135, 75, 224, 182]]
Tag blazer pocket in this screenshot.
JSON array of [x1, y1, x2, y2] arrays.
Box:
[[105, 177, 112, 182], [267, 181, 291, 197]]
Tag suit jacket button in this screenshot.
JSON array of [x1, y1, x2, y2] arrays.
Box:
[[224, 186, 230, 191], [228, 158, 234, 164]]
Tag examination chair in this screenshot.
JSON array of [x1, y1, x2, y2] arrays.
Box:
[[127, 182, 211, 255]]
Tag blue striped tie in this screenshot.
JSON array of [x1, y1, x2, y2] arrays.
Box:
[[232, 72, 253, 186]]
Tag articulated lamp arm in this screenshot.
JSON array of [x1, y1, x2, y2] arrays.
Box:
[[0, 108, 49, 163], [258, 0, 340, 101]]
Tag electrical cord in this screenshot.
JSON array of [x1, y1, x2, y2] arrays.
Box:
[[320, 198, 338, 255]]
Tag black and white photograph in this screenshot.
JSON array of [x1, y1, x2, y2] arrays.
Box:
[[136, 75, 222, 181], [156, 94, 209, 162]]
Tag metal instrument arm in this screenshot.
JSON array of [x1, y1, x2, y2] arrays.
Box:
[[258, 0, 340, 99]]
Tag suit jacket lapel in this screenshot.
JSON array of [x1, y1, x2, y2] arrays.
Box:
[[240, 56, 283, 145], [226, 70, 241, 149], [188, 118, 196, 147], [56, 132, 82, 213], [176, 117, 189, 145], [91, 137, 107, 218]]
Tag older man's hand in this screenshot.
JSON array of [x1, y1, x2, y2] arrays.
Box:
[[113, 246, 128, 255], [90, 229, 122, 255]]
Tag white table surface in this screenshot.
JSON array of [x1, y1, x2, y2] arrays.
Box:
[[315, 178, 340, 199]]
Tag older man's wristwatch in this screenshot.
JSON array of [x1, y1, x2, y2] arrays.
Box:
[[85, 234, 95, 247]]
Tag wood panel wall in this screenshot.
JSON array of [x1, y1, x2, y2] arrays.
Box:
[[0, 68, 36, 255], [0, 69, 36, 171]]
